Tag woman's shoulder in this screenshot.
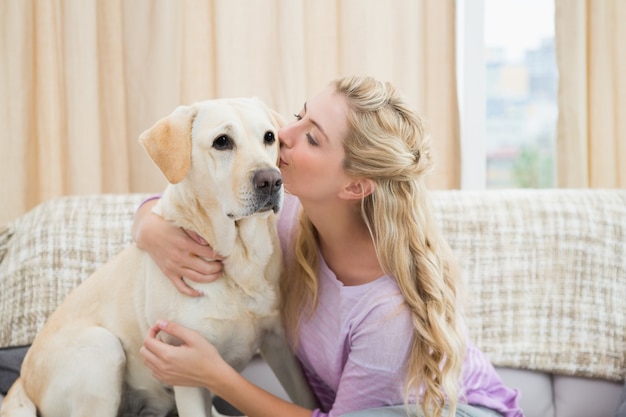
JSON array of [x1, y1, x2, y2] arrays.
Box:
[[281, 193, 301, 215], [277, 194, 300, 227]]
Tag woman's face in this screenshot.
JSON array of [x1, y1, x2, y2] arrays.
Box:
[[279, 87, 351, 202]]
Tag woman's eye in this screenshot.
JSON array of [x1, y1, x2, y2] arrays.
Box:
[[292, 111, 316, 146], [306, 133, 318, 147]]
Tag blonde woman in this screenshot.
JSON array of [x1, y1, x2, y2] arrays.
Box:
[[135, 75, 521, 417]]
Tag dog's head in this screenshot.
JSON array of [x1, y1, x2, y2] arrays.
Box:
[[139, 97, 284, 220]]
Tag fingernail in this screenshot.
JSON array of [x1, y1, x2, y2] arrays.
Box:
[[157, 320, 168, 329]]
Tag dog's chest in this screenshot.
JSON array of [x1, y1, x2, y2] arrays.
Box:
[[163, 278, 279, 366]]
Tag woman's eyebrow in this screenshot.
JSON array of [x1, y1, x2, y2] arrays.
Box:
[[303, 102, 329, 142]]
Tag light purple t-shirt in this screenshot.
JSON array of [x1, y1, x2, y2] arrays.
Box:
[[277, 194, 522, 417]]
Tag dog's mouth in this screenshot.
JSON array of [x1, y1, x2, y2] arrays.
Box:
[[226, 196, 282, 219], [260, 197, 281, 213], [252, 191, 283, 214], [226, 169, 283, 219], [252, 168, 283, 213]]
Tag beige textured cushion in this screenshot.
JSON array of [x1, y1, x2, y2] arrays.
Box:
[[432, 189, 626, 382], [0, 194, 149, 348]]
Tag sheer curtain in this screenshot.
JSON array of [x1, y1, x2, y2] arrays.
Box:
[[0, 0, 460, 224], [555, 0, 626, 187]]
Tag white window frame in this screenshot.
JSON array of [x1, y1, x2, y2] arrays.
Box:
[[456, 0, 486, 189]]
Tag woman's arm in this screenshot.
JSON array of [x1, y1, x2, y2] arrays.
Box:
[[141, 321, 314, 417], [132, 197, 223, 297]]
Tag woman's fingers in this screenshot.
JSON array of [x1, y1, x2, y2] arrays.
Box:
[[168, 273, 203, 297], [181, 260, 223, 283], [141, 320, 217, 387], [134, 205, 225, 295]]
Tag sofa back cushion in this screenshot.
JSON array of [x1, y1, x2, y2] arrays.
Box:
[[0, 194, 148, 348], [0, 190, 625, 383], [432, 189, 626, 382]]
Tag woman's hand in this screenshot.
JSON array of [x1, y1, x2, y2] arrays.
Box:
[[132, 198, 223, 296], [141, 321, 315, 417], [140, 320, 232, 389]]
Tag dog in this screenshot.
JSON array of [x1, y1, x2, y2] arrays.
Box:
[[1, 97, 314, 417]]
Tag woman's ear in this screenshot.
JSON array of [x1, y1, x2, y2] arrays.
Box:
[[339, 179, 376, 200]]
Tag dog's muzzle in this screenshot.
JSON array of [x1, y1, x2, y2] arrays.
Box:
[[253, 168, 283, 213]]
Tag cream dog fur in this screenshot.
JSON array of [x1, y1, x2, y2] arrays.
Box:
[[1, 98, 314, 417]]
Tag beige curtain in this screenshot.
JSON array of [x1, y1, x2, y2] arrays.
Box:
[[555, 0, 626, 188], [0, 0, 460, 224]]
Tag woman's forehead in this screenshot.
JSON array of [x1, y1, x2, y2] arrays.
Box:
[[306, 87, 349, 144]]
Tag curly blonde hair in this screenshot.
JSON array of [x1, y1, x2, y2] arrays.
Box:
[[280, 75, 466, 417]]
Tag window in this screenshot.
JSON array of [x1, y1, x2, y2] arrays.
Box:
[[457, 0, 558, 189]]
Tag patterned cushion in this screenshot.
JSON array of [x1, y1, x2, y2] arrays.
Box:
[[0, 194, 149, 348], [432, 189, 626, 382], [0, 190, 625, 382]]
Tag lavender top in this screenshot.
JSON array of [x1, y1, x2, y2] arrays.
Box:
[[277, 194, 522, 417]]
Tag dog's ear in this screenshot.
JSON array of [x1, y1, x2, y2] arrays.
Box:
[[139, 105, 196, 184]]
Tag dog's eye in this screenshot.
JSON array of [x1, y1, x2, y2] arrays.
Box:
[[264, 131, 276, 145], [213, 135, 233, 150]]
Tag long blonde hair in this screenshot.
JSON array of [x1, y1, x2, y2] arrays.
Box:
[[280, 75, 466, 417]]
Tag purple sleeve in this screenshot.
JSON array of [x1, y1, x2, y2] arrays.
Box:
[[462, 342, 522, 417], [135, 194, 161, 214]]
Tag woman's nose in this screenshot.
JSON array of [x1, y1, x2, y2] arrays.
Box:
[[278, 124, 293, 147]]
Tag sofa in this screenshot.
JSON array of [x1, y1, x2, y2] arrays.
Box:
[[1, 190, 625, 417]]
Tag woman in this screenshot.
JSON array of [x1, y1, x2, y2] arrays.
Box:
[[135, 75, 522, 417]]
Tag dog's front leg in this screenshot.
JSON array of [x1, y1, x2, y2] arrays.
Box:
[[174, 386, 213, 417]]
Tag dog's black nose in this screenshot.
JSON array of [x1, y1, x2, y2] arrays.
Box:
[[253, 169, 283, 195]]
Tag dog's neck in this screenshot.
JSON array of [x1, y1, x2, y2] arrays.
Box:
[[155, 185, 240, 257], [153, 184, 280, 299], [154, 184, 278, 259]]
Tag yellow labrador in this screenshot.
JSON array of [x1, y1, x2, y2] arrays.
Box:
[[2, 98, 313, 417]]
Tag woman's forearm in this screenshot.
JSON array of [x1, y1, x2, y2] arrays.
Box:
[[213, 367, 314, 417]]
